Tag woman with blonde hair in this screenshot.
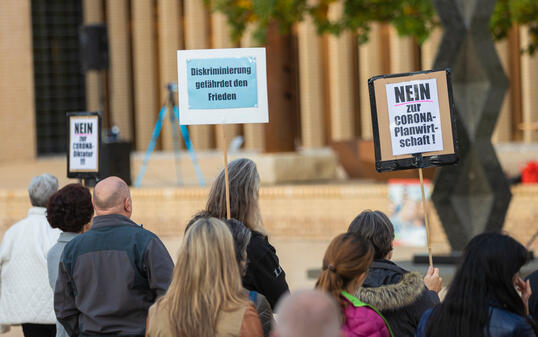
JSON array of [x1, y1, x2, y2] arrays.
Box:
[[146, 217, 263, 337], [206, 158, 289, 308]]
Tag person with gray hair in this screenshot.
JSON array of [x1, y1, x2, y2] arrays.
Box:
[[0, 174, 61, 337], [272, 290, 342, 337]]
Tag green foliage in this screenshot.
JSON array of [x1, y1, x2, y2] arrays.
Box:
[[206, 0, 537, 53], [490, 0, 538, 54]]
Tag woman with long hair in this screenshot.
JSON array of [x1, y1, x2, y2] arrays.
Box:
[[206, 158, 289, 308], [146, 217, 263, 337], [415, 232, 537, 337], [316, 233, 393, 337]]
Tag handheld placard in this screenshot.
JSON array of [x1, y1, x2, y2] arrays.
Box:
[[369, 69, 459, 267], [177, 48, 269, 217], [66, 111, 102, 181]]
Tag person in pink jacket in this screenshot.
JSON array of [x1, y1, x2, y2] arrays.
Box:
[[316, 233, 393, 337]]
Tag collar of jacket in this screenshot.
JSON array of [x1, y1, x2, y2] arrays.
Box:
[[355, 263, 425, 311], [58, 231, 79, 243], [91, 214, 140, 230], [27, 207, 46, 216]]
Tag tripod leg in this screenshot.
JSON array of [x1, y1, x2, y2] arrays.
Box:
[[133, 105, 168, 187], [169, 102, 183, 186], [173, 105, 206, 187]]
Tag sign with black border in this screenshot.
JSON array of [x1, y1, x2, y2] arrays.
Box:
[[66, 112, 101, 178], [368, 69, 459, 172]]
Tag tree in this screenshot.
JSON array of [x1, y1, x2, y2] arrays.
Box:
[[205, 0, 538, 54]]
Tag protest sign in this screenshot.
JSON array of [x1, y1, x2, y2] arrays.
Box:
[[369, 69, 458, 266], [177, 48, 268, 125], [369, 69, 458, 172], [177, 48, 269, 218], [67, 112, 101, 179]]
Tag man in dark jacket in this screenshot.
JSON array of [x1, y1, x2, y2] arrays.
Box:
[[54, 177, 174, 337], [348, 210, 442, 337]]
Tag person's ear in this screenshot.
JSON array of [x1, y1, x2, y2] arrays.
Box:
[[124, 197, 132, 213]]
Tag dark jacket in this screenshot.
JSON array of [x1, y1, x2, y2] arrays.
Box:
[[355, 259, 439, 337], [415, 307, 537, 337], [54, 214, 174, 337], [242, 231, 289, 308], [527, 270, 538, 323]]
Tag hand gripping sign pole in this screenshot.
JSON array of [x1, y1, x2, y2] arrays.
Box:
[[177, 48, 269, 218], [368, 69, 459, 267]]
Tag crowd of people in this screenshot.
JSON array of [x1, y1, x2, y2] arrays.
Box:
[[0, 158, 536, 337]]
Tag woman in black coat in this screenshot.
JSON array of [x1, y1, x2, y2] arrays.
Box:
[[206, 158, 289, 308]]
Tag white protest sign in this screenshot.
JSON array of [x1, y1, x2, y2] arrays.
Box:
[[177, 48, 268, 125], [68, 115, 99, 173], [385, 78, 443, 156]]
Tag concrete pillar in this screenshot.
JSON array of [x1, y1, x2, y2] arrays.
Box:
[[212, 12, 241, 150], [184, 0, 213, 149], [520, 27, 538, 142], [158, 0, 183, 150], [359, 23, 385, 139], [83, 0, 104, 113], [389, 25, 416, 73], [327, 2, 355, 141], [297, 13, 325, 148], [492, 39, 512, 143], [0, 0, 35, 161], [132, 0, 159, 150], [421, 27, 443, 70], [107, 0, 133, 141], [241, 25, 265, 151]]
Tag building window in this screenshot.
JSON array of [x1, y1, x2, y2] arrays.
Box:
[[32, 0, 86, 155]]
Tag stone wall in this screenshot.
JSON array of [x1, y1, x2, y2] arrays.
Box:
[[1, 184, 536, 253]]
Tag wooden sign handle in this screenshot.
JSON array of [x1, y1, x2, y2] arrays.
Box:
[[419, 168, 433, 267], [221, 125, 231, 220]]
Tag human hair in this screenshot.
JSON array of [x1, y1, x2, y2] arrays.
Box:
[[224, 218, 252, 270], [315, 233, 374, 316], [157, 217, 247, 337], [28, 173, 58, 207], [348, 210, 395, 259], [425, 232, 537, 337], [274, 290, 341, 337], [46, 184, 93, 233], [206, 158, 266, 235]]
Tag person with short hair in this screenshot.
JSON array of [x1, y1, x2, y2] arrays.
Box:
[[271, 290, 342, 337], [316, 233, 393, 337], [348, 210, 441, 337], [54, 176, 174, 337], [205, 158, 289, 308], [146, 217, 263, 337], [46, 183, 94, 337], [415, 233, 538, 337], [0, 174, 61, 337]]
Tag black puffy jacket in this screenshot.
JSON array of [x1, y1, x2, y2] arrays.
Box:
[[355, 259, 439, 337]]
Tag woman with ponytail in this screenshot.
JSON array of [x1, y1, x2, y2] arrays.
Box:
[[316, 233, 393, 337]]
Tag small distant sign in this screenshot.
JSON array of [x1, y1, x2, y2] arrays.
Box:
[[67, 112, 101, 178], [369, 69, 458, 172], [177, 48, 269, 125]]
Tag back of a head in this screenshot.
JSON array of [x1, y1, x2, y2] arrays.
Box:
[[274, 290, 341, 337], [316, 233, 373, 311], [164, 217, 246, 337], [47, 184, 94, 233], [348, 210, 394, 259], [28, 173, 58, 207], [93, 176, 130, 215], [206, 158, 262, 232], [425, 232, 532, 337], [224, 218, 252, 268]]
